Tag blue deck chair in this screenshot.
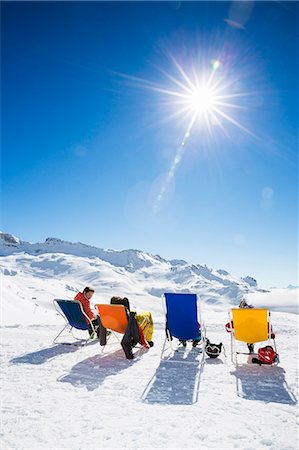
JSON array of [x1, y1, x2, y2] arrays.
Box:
[[53, 299, 96, 346], [162, 293, 206, 358]]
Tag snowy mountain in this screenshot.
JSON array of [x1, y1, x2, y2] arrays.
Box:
[[0, 232, 269, 325]]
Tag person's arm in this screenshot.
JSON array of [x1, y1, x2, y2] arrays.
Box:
[[79, 297, 96, 321]]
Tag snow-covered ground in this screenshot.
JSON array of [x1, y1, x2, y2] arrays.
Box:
[[1, 308, 298, 450], [1, 233, 298, 449]]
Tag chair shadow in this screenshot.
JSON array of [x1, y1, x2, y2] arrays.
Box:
[[141, 348, 204, 405], [230, 364, 297, 405], [10, 344, 80, 365], [58, 347, 145, 391], [205, 357, 223, 365]]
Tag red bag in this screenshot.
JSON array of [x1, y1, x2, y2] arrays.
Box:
[[257, 346, 277, 364]]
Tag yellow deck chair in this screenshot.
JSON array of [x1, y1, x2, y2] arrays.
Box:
[[229, 308, 276, 364]]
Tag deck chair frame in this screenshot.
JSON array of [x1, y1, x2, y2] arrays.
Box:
[[229, 308, 277, 365], [161, 293, 206, 361], [53, 299, 96, 346]]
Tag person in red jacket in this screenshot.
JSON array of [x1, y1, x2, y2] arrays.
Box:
[[74, 287, 101, 337]]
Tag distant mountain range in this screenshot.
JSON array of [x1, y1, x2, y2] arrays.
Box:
[[0, 232, 268, 316]]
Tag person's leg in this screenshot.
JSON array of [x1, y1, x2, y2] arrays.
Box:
[[87, 324, 94, 336], [87, 318, 99, 338], [192, 324, 202, 347], [247, 343, 254, 353], [94, 315, 108, 345]]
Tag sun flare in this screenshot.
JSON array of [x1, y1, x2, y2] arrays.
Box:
[[119, 53, 256, 211]]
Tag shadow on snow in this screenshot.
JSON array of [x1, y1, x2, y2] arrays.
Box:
[[57, 347, 147, 391], [9, 343, 80, 365], [230, 364, 297, 405], [141, 348, 205, 405]]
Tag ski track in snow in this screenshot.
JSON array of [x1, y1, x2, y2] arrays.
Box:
[[1, 312, 298, 450]]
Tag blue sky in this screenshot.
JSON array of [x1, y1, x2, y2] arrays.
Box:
[[1, 1, 298, 288]]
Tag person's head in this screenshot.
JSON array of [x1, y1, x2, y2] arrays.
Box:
[[110, 296, 130, 311], [83, 286, 95, 299], [122, 297, 130, 311], [239, 297, 247, 308]]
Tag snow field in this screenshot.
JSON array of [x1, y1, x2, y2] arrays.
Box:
[[1, 311, 297, 450]]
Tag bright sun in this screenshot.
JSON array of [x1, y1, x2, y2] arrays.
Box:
[[188, 86, 216, 114]]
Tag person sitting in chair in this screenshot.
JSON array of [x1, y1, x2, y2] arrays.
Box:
[[74, 286, 102, 338], [225, 297, 276, 355], [179, 323, 202, 348], [239, 297, 255, 353], [110, 296, 154, 347]]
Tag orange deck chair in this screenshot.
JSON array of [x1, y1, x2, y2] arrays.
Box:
[[95, 304, 129, 350]]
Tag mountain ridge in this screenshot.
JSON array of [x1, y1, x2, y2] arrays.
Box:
[[0, 232, 267, 316], [0, 231, 257, 285]]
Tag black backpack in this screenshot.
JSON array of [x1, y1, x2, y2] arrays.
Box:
[[205, 339, 223, 358]]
